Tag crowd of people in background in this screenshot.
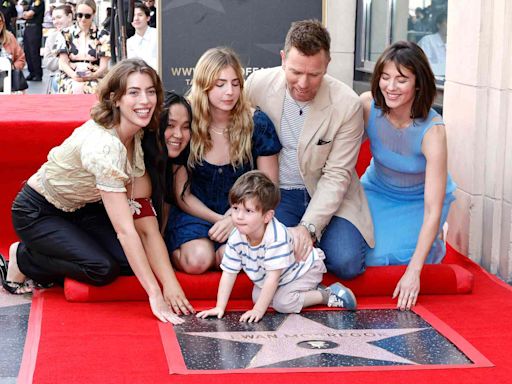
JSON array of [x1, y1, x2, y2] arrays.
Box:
[[4, 1, 448, 93], [1, 0, 159, 94]]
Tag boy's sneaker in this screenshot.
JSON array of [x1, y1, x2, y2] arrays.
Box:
[[326, 282, 357, 310]]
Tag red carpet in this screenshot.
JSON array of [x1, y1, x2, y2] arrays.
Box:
[[0, 95, 97, 257], [19, 250, 512, 384], [3, 94, 511, 383]]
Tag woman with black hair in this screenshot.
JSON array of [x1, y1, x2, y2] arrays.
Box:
[[143, 91, 191, 232], [138, 91, 196, 316]]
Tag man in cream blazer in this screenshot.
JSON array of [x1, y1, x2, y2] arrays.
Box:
[[245, 20, 374, 279]]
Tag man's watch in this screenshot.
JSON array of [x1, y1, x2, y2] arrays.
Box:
[[299, 221, 317, 241]]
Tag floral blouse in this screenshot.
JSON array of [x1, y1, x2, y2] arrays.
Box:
[[56, 23, 110, 94], [57, 23, 111, 67], [34, 120, 145, 212]]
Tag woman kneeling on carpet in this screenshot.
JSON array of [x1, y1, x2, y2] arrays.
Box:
[[165, 47, 281, 274], [0, 59, 192, 323], [359, 41, 456, 311]]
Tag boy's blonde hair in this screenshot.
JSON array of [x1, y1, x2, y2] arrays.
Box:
[[229, 171, 280, 213]]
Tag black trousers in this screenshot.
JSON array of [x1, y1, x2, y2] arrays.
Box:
[[23, 24, 43, 78], [11, 184, 132, 286]]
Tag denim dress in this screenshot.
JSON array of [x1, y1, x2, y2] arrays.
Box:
[[165, 109, 282, 251]]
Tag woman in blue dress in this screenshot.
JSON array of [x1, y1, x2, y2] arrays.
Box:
[[166, 47, 281, 274], [360, 41, 456, 311]]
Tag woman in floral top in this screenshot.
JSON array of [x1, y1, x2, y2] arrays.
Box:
[[1, 59, 192, 323], [56, 0, 110, 94]]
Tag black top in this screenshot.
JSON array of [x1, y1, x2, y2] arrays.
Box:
[[26, 0, 44, 26], [148, 6, 156, 28]]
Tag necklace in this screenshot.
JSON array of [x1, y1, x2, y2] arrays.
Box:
[[290, 96, 312, 116], [126, 155, 141, 215], [210, 125, 227, 135]]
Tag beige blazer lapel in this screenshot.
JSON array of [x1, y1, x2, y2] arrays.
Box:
[[264, 72, 287, 135], [298, 81, 331, 155]]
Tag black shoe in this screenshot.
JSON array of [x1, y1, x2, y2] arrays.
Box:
[[26, 74, 34, 81], [30, 76, 42, 82]]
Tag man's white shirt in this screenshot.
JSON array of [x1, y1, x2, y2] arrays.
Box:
[[418, 32, 446, 77], [127, 27, 158, 70]]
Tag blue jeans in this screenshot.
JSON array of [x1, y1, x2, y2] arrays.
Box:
[[275, 188, 367, 279]]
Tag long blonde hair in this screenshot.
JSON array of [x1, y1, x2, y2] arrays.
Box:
[[187, 47, 253, 168]]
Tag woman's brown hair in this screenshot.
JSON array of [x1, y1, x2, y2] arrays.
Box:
[[371, 40, 436, 120], [90, 58, 163, 132]]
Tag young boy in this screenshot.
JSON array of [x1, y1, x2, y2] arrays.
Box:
[[196, 171, 357, 323]]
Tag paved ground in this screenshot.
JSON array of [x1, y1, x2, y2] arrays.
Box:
[[0, 289, 31, 383], [0, 65, 47, 382], [24, 66, 50, 95]]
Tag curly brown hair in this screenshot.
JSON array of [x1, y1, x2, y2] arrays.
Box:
[[90, 58, 163, 132]]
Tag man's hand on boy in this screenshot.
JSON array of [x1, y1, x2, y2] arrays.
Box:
[[209, 215, 234, 243], [289, 225, 313, 261], [239, 308, 265, 323], [196, 307, 225, 319]]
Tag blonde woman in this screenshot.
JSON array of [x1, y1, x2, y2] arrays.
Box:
[[166, 47, 281, 274]]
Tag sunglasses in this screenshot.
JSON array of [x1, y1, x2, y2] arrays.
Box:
[[76, 13, 93, 19]]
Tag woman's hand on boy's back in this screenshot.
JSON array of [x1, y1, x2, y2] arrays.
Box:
[[289, 225, 313, 261]]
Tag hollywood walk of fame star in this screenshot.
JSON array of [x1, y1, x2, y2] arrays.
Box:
[[185, 314, 426, 368]]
